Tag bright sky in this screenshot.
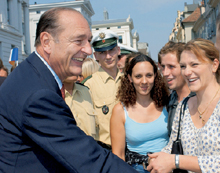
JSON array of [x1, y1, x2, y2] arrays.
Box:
[[29, 0, 197, 61]]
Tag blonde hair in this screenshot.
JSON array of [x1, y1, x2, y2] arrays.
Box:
[[82, 57, 100, 79]]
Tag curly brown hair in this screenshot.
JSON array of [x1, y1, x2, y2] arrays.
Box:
[[117, 54, 169, 107]]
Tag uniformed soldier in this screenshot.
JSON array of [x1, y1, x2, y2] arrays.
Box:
[[83, 30, 121, 148], [63, 76, 98, 140], [117, 43, 138, 73]]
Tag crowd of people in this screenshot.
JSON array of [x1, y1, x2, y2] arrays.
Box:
[[0, 6, 220, 173]]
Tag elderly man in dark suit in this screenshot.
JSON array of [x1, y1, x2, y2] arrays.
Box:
[[0, 7, 137, 173]]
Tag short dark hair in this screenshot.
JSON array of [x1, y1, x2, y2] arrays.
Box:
[[158, 42, 185, 64], [35, 7, 80, 47]]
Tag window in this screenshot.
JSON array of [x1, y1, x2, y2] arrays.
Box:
[[118, 26, 121, 29], [96, 28, 99, 30], [22, 5, 25, 34], [215, 7, 219, 18], [107, 27, 110, 29], [119, 36, 123, 43], [0, 42, 2, 61], [36, 11, 41, 14], [7, 0, 10, 24]]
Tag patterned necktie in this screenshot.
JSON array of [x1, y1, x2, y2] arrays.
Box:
[[61, 84, 65, 100]]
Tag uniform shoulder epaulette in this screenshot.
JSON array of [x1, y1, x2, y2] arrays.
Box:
[[81, 75, 92, 84], [76, 82, 89, 89]]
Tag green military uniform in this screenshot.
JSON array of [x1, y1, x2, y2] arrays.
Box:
[[65, 83, 98, 140], [84, 68, 121, 145]]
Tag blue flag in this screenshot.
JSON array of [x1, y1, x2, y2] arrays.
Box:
[[9, 47, 18, 66]]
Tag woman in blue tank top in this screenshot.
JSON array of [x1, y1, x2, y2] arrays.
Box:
[[110, 54, 170, 173]]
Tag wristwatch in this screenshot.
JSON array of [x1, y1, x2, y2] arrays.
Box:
[[175, 154, 179, 169]]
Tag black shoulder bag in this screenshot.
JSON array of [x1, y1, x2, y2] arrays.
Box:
[[171, 97, 190, 173]]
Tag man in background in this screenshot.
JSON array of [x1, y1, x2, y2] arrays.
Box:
[[83, 30, 121, 149], [0, 66, 8, 77], [158, 42, 193, 136], [117, 43, 137, 73]]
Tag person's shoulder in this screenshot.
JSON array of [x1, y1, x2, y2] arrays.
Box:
[[167, 90, 178, 106], [111, 102, 125, 121], [112, 102, 124, 114], [187, 95, 197, 110], [169, 90, 177, 98], [161, 106, 169, 116], [75, 83, 93, 101], [75, 82, 89, 89], [188, 92, 196, 97], [81, 75, 93, 84], [82, 70, 102, 85]]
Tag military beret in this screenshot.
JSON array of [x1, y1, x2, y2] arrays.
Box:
[[118, 43, 138, 55], [91, 30, 119, 52]]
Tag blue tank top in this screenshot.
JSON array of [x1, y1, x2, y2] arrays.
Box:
[[124, 106, 169, 155]]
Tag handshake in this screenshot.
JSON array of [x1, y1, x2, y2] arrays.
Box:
[[125, 149, 153, 169]]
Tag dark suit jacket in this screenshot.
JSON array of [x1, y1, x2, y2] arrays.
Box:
[[0, 76, 6, 86], [0, 52, 137, 173]]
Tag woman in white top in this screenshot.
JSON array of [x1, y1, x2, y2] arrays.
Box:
[[147, 38, 220, 173]]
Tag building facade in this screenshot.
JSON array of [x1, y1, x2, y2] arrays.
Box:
[[138, 42, 150, 56], [92, 13, 139, 50], [193, 0, 220, 43], [29, 0, 94, 52], [169, 10, 184, 42], [182, 3, 201, 43], [0, 0, 30, 70], [169, 2, 200, 43], [170, 0, 220, 44]]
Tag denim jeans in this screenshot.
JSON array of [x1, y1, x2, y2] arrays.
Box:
[[131, 163, 150, 173]]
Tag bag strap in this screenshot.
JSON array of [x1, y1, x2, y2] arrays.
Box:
[[176, 96, 190, 140]]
